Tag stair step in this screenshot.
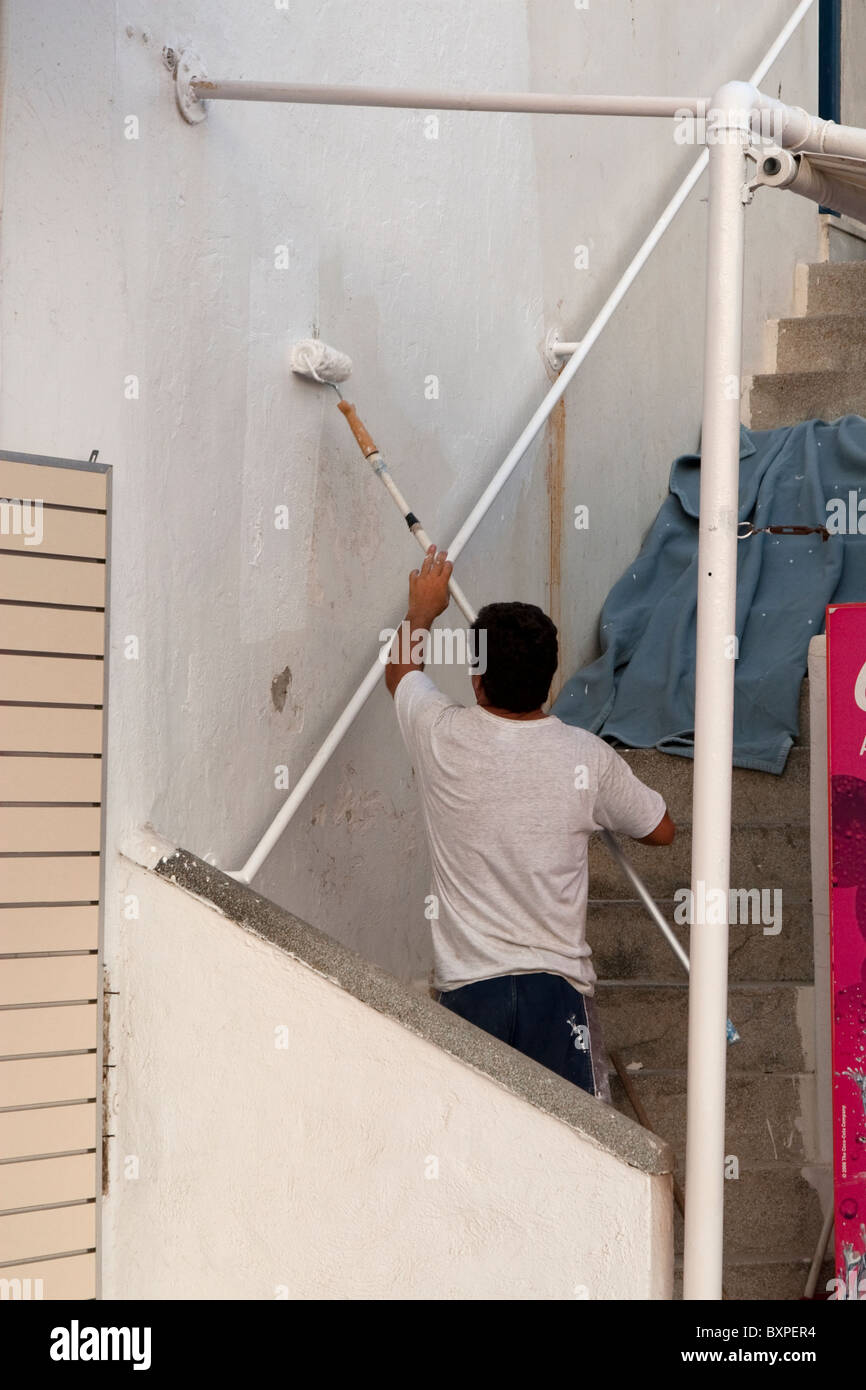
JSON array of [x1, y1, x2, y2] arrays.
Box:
[[618, 746, 809, 826], [611, 1070, 815, 1163], [674, 1256, 833, 1301], [588, 900, 814, 981], [772, 312, 866, 372], [747, 368, 866, 430], [673, 1166, 825, 1263], [589, 824, 812, 899], [595, 983, 811, 1071], [797, 258, 866, 314]]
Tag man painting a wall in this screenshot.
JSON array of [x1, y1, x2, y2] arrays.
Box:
[[386, 545, 676, 1097]]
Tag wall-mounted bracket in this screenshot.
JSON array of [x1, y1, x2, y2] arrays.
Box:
[[175, 49, 208, 124], [544, 328, 580, 373], [744, 143, 799, 200]]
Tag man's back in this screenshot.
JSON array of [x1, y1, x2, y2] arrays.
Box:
[[395, 670, 665, 995]]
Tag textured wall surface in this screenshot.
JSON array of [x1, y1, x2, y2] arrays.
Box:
[[0, 0, 818, 992], [103, 862, 673, 1299]]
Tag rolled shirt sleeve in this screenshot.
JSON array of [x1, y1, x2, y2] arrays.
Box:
[[592, 741, 667, 840]]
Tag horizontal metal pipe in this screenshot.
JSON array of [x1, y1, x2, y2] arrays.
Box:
[[192, 79, 703, 119]]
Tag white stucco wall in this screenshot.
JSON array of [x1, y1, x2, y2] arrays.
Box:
[[103, 862, 672, 1300], [843, 0, 866, 128], [0, 1, 818, 990]]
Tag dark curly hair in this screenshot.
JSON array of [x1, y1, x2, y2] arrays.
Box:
[[470, 602, 559, 713]]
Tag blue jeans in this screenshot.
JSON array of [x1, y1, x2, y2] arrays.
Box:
[[438, 972, 598, 1097]]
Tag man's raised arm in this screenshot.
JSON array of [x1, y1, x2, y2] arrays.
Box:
[[385, 545, 453, 698]]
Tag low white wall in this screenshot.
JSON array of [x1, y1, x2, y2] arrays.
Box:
[[103, 861, 672, 1300]]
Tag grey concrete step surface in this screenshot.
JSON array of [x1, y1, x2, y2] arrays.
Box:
[[797, 257, 866, 314], [610, 1069, 816, 1165], [674, 1256, 833, 1301], [595, 982, 811, 1072], [588, 899, 814, 982], [617, 746, 809, 827], [674, 1166, 825, 1264], [747, 368, 866, 430], [589, 823, 812, 900], [772, 312, 866, 372]]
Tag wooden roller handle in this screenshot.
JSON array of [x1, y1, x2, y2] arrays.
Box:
[[338, 400, 379, 458]]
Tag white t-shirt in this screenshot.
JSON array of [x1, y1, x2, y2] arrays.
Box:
[[394, 670, 666, 996]]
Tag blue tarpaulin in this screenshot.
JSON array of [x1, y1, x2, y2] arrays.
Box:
[[552, 415, 866, 773]]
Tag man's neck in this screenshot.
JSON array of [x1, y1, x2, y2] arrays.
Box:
[[480, 704, 548, 721]]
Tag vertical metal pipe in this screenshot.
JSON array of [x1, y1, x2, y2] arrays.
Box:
[[682, 83, 750, 1301], [818, 0, 842, 214], [818, 0, 842, 125]]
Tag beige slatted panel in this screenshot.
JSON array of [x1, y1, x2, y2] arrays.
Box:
[[0, 555, 104, 608], [0, 1252, 96, 1299], [0, 1202, 95, 1263], [0, 459, 106, 510], [0, 1103, 96, 1161], [0, 605, 104, 655], [0, 906, 98, 953], [0, 956, 98, 1006], [0, 456, 107, 1293], [0, 1004, 98, 1057], [0, 1056, 97, 1108], [0, 757, 102, 803], [0, 1154, 96, 1211], [0, 808, 101, 853], [2, 857, 100, 904], [0, 508, 106, 559], [0, 655, 104, 705], [0, 707, 102, 754]]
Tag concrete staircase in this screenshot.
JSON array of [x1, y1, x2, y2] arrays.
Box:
[[589, 691, 824, 1299], [590, 239, 866, 1299], [746, 258, 866, 427]]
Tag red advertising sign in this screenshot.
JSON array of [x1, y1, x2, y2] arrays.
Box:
[[826, 603, 866, 1300]]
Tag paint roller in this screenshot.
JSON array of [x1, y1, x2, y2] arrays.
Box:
[[287, 336, 739, 1045]]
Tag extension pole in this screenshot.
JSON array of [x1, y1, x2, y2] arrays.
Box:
[[337, 401, 476, 622], [682, 85, 749, 1302]]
